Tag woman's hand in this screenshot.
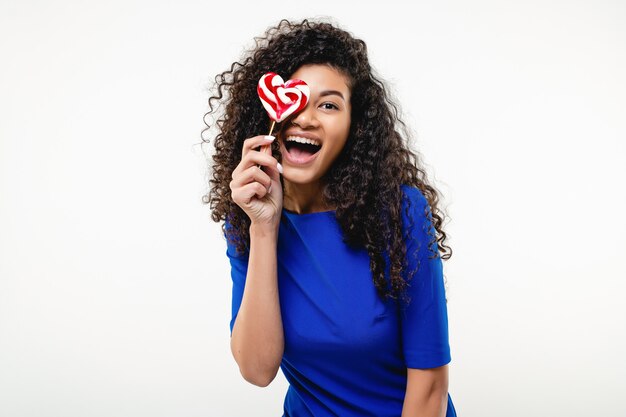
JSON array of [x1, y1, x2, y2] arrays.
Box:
[[229, 135, 283, 229]]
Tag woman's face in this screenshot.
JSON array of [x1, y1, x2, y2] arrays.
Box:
[[278, 64, 352, 185]]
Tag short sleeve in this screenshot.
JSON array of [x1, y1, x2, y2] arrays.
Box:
[[224, 219, 249, 337], [399, 185, 451, 369]]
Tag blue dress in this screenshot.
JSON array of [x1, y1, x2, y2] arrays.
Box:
[[225, 184, 457, 416]]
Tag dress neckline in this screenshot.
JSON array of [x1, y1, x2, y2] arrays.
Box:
[[282, 207, 336, 217]]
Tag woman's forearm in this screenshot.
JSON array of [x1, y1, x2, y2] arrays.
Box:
[[230, 223, 284, 387], [401, 366, 449, 417], [401, 388, 448, 417]]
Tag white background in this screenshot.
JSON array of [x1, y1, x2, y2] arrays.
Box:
[[1, 1, 625, 416]]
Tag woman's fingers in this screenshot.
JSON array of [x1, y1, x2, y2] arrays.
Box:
[[232, 147, 282, 178], [232, 180, 269, 206], [241, 135, 275, 160], [230, 134, 281, 199], [230, 163, 272, 191], [229, 134, 284, 225]]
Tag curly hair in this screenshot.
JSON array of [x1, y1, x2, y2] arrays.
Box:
[[200, 17, 453, 308]]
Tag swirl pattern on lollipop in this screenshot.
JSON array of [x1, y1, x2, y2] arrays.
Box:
[[257, 72, 310, 123]]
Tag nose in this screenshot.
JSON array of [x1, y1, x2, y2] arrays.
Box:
[[289, 101, 319, 129]]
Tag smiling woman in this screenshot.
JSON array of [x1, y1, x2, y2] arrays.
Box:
[[202, 17, 457, 417]]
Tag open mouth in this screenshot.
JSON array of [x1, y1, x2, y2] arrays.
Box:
[[284, 140, 322, 159]]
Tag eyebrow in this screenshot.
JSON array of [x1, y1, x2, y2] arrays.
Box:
[[318, 90, 346, 101]]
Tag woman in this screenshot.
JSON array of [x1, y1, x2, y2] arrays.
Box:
[[203, 18, 457, 417]]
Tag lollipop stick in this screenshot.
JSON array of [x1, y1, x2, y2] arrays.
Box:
[[261, 120, 276, 154], [257, 119, 277, 170], [268, 120, 276, 136]]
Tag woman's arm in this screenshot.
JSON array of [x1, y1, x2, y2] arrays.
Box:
[[230, 223, 284, 387], [401, 365, 449, 417]]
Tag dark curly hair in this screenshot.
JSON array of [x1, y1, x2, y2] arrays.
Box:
[[200, 17, 453, 308]]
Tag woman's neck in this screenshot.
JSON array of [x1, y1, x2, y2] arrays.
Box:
[[282, 179, 333, 214]]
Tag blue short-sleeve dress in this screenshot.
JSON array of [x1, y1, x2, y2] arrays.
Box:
[[225, 184, 457, 416]]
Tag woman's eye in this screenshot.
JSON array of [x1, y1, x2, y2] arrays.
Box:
[[320, 102, 338, 110]]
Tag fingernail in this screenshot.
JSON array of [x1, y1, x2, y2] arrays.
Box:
[[264, 135, 275, 141], [277, 162, 283, 174], [268, 184, 272, 193]]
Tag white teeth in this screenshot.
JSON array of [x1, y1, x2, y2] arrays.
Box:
[[286, 136, 321, 147]]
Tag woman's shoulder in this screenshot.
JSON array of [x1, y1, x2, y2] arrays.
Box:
[[400, 184, 429, 212], [399, 184, 439, 259]]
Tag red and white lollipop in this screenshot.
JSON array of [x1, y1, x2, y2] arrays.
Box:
[[257, 72, 310, 136], [255, 72, 310, 171]]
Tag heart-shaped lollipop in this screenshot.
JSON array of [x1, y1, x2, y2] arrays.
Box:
[[257, 72, 310, 125], [255, 72, 310, 173]]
